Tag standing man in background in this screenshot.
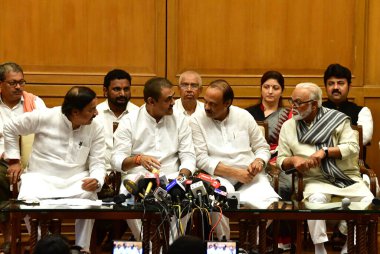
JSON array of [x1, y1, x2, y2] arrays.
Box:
[[0, 62, 46, 254], [95, 69, 139, 250], [174, 70, 204, 117]]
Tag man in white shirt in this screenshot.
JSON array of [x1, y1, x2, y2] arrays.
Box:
[[95, 69, 139, 248], [173, 70, 204, 117], [0, 62, 46, 253], [190, 79, 279, 240], [97, 69, 139, 173], [277, 82, 373, 254], [4, 86, 106, 253], [111, 77, 196, 240]]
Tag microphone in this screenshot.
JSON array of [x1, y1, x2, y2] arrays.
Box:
[[166, 177, 186, 192], [137, 178, 157, 198], [285, 168, 297, 175], [145, 182, 153, 197], [123, 179, 144, 199], [195, 173, 221, 189], [190, 179, 208, 207], [166, 178, 186, 204]]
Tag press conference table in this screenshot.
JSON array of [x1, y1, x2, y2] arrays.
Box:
[[1, 200, 379, 254], [1, 200, 162, 254]]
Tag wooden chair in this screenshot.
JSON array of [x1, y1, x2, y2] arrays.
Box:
[[291, 124, 377, 250]]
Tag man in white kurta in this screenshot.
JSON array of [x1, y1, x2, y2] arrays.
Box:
[[190, 80, 279, 240], [173, 70, 204, 117], [4, 86, 106, 252], [111, 77, 196, 241], [96, 69, 139, 172], [95, 69, 139, 245], [277, 83, 373, 254]]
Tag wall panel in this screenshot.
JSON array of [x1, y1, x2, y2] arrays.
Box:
[[0, 0, 166, 84], [167, 0, 365, 86], [0, 0, 379, 175]]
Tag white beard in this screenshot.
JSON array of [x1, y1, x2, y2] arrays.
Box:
[[292, 104, 312, 121]]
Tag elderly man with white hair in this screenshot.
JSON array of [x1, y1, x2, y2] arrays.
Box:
[[277, 83, 373, 254]]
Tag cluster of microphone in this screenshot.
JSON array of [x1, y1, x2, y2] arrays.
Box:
[[116, 171, 239, 211]]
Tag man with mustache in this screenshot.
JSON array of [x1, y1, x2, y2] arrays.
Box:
[[95, 69, 139, 249], [0, 62, 46, 254], [97, 69, 138, 173], [190, 79, 279, 241], [322, 63, 373, 147], [174, 70, 204, 117], [4, 86, 106, 253], [277, 83, 373, 254], [111, 77, 196, 240]]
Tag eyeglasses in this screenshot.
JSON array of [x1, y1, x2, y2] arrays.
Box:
[[3, 80, 26, 87], [288, 98, 314, 107], [179, 82, 200, 90]]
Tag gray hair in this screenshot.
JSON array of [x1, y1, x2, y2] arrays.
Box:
[[178, 70, 202, 87], [0, 62, 23, 81], [295, 82, 322, 108]]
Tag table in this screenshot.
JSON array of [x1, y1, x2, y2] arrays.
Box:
[[2, 200, 379, 254], [3, 200, 162, 254], [223, 201, 379, 254]]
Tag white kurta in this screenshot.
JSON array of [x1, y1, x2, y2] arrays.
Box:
[[277, 117, 373, 199], [96, 100, 138, 171], [4, 107, 106, 200], [357, 107, 373, 145], [111, 104, 196, 176], [173, 99, 204, 118], [0, 95, 46, 155], [190, 105, 279, 209]]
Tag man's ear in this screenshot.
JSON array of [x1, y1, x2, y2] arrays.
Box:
[[146, 97, 155, 105], [224, 99, 232, 108], [103, 87, 108, 98]]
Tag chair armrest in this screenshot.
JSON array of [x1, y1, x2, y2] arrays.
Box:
[[296, 172, 304, 202], [267, 163, 280, 193], [359, 159, 377, 196]]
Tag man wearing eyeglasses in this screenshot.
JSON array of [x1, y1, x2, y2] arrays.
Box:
[[277, 83, 373, 254], [173, 71, 204, 117], [0, 62, 46, 253]]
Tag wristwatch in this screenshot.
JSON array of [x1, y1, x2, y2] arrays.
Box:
[[322, 147, 329, 158]]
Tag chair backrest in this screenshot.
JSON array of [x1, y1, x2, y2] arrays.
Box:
[[350, 125, 363, 160], [256, 121, 269, 143], [20, 134, 35, 170]]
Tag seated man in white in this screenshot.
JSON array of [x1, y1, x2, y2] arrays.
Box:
[[111, 77, 196, 240], [190, 79, 279, 240], [4, 86, 106, 253], [277, 82, 374, 254]]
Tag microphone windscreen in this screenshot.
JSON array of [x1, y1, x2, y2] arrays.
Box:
[[123, 179, 139, 195]]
